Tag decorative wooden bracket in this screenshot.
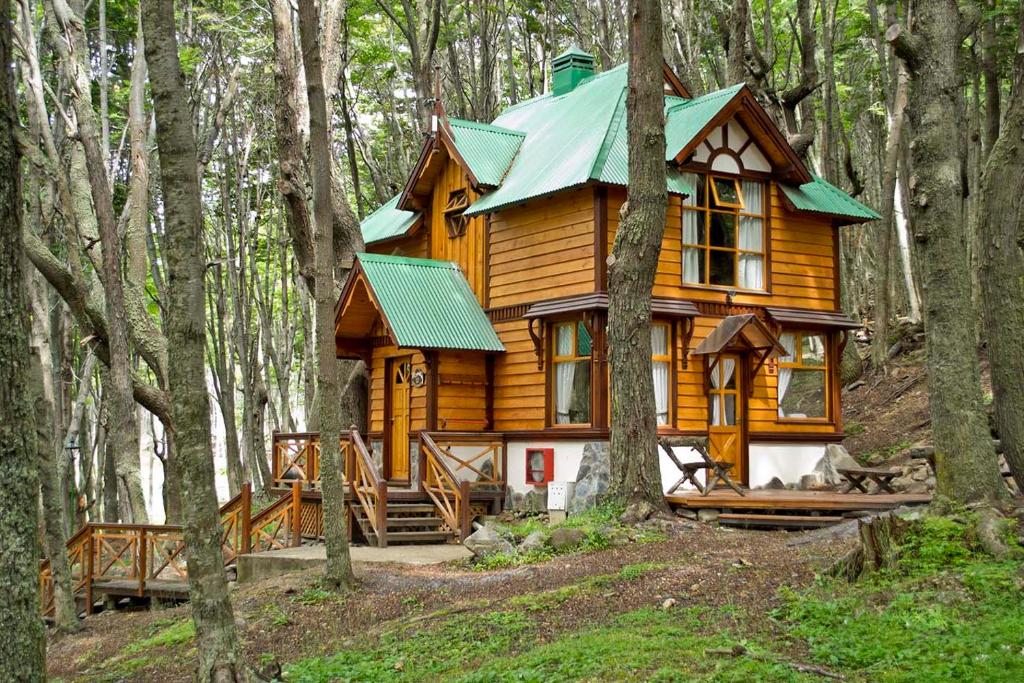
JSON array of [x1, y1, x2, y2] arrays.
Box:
[[748, 350, 770, 397], [679, 318, 695, 369], [527, 317, 545, 370], [837, 329, 850, 358]]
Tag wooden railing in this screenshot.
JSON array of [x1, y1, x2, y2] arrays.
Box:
[[424, 433, 505, 491], [345, 429, 387, 546], [40, 482, 303, 617], [420, 433, 472, 540], [271, 431, 322, 487]]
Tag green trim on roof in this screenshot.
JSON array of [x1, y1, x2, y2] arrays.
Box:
[[360, 194, 421, 245], [448, 118, 525, 187], [781, 175, 880, 221], [356, 253, 504, 353]]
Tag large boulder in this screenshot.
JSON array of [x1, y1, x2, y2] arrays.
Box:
[[567, 442, 611, 514], [518, 530, 548, 553], [813, 444, 861, 486], [550, 527, 586, 550], [463, 526, 514, 558]]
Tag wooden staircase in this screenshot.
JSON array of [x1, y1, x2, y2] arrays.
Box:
[[351, 502, 454, 546]]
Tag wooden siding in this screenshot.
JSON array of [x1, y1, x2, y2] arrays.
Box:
[[437, 351, 489, 431], [366, 229, 429, 259], [491, 318, 546, 431], [488, 189, 596, 308], [430, 157, 487, 300], [368, 342, 427, 435], [606, 184, 837, 311]]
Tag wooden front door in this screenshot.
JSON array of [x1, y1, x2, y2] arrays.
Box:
[[707, 353, 745, 484], [385, 356, 413, 482]]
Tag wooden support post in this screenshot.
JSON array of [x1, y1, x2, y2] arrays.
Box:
[[376, 482, 388, 548], [137, 529, 147, 598], [241, 482, 252, 555], [459, 481, 472, 541], [291, 481, 302, 547], [85, 527, 94, 615]]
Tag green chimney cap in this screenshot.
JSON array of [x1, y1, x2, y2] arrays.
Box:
[[552, 46, 595, 96]]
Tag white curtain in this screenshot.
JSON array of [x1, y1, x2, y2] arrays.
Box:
[[652, 326, 669, 425], [738, 179, 764, 289], [777, 333, 796, 417], [682, 173, 702, 284], [555, 325, 575, 424], [710, 357, 736, 426]]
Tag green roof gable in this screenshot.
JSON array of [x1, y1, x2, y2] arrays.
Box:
[[447, 119, 525, 187], [356, 253, 504, 353], [360, 194, 421, 245], [780, 175, 880, 222]]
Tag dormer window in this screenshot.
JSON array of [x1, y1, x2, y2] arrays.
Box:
[[444, 189, 470, 238], [681, 173, 766, 291]]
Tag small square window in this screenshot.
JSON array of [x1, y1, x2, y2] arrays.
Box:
[[711, 177, 744, 209]]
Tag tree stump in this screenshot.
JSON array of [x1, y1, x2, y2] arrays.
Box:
[[830, 512, 910, 580]]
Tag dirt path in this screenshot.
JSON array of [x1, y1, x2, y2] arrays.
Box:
[[46, 521, 852, 681]]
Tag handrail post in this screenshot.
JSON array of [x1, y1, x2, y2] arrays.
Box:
[[290, 481, 302, 547], [376, 481, 388, 547], [241, 482, 252, 555], [85, 526, 94, 615], [459, 481, 472, 541], [138, 529, 147, 598]]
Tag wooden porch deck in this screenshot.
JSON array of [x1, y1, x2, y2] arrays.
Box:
[[666, 488, 931, 512]]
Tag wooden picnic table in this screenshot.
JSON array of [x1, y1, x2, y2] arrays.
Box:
[[838, 466, 898, 494]]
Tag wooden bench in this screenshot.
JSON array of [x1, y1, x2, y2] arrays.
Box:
[[837, 466, 898, 494], [658, 436, 744, 497]]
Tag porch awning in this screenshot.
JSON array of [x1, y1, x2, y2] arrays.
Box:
[[334, 253, 504, 357], [765, 307, 861, 331], [691, 314, 787, 359]]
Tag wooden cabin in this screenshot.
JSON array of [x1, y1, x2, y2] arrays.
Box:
[[325, 47, 877, 525]]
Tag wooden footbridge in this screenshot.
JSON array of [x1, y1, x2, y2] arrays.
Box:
[[38, 481, 312, 619]]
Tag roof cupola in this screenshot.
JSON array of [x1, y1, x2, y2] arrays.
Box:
[[551, 46, 595, 96]]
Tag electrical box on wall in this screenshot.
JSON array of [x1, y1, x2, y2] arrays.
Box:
[[525, 447, 554, 486], [547, 482, 575, 511]]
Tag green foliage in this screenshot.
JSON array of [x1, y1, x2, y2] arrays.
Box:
[[844, 420, 865, 437], [774, 518, 1024, 682], [124, 619, 195, 654], [294, 587, 338, 606], [263, 603, 291, 628]]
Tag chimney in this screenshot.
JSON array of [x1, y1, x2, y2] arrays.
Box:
[[551, 46, 595, 96]]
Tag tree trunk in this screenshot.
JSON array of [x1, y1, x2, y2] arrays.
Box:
[[297, 0, 355, 590], [889, 3, 1011, 507], [30, 277, 79, 632], [726, 0, 748, 85], [606, 0, 669, 519], [0, 0, 46, 666], [978, 3, 1024, 492], [140, 0, 247, 677]]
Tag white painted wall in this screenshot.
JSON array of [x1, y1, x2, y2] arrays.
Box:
[[506, 441, 588, 495], [747, 443, 827, 487]]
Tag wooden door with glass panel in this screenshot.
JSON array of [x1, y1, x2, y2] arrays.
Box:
[[707, 353, 744, 484], [385, 356, 413, 482]]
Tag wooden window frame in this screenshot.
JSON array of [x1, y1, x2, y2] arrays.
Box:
[[681, 172, 767, 293], [549, 319, 593, 428], [651, 321, 674, 428], [709, 176, 744, 209], [776, 330, 832, 424], [444, 189, 470, 238]]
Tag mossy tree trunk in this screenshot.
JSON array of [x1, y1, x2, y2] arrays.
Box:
[[607, 0, 670, 518], [297, 0, 355, 590], [140, 0, 247, 678], [977, 3, 1024, 492], [888, 2, 1011, 508], [0, 0, 46, 670]]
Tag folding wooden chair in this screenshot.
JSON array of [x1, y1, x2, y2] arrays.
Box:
[[658, 436, 745, 497]]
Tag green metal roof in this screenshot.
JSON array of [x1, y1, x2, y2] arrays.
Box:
[[357, 253, 504, 352], [448, 119, 525, 187], [780, 175, 881, 221], [663, 84, 745, 161], [360, 194, 421, 245]]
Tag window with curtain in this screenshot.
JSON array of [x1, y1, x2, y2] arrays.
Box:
[[651, 323, 671, 426], [681, 173, 766, 290], [552, 321, 592, 425], [777, 331, 829, 419]]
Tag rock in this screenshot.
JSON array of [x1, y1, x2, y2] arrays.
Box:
[[463, 526, 514, 558], [697, 508, 720, 523], [800, 472, 828, 490], [523, 488, 547, 513], [904, 481, 930, 494], [608, 530, 631, 546], [762, 476, 786, 490], [518, 530, 548, 553], [661, 598, 677, 610], [911, 466, 929, 482], [813, 444, 860, 486], [550, 527, 586, 550], [567, 441, 611, 514], [675, 508, 698, 520]]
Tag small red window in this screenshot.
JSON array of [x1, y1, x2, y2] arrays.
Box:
[[525, 448, 554, 485]]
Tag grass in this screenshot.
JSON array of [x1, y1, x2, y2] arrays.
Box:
[[123, 618, 195, 654]]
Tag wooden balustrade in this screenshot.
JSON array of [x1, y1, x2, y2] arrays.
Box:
[[424, 433, 505, 491], [346, 429, 387, 547], [420, 433, 472, 540]]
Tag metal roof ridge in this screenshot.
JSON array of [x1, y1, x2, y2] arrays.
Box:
[[665, 83, 744, 116], [448, 118, 526, 137], [356, 252, 459, 268], [589, 83, 628, 182]]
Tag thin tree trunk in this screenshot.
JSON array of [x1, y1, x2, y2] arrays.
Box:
[[978, 3, 1024, 492], [297, 0, 355, 590], [607, 0, 670, 519], [888, 3, 1011, 507], [140, 0, 247, 677], [0, 0, 46, 665]]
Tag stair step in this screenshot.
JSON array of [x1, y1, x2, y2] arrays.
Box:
[[384, 530, 454, 543], [384, 516, 443, 527], [352, 503, 437, 516]]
